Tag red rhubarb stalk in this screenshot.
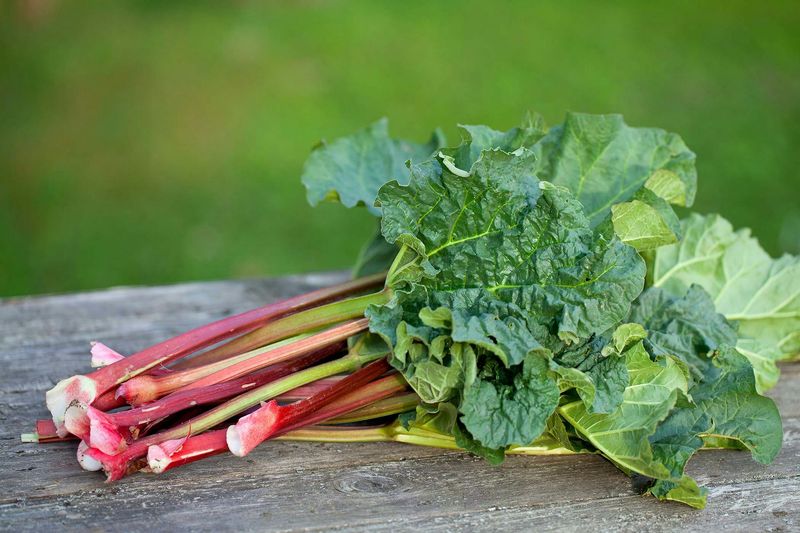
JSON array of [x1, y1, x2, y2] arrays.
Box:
[[172, 290, 388, 371], [276, 376, 344, 401], [326, 391, 419, 424], [84, 343, 388, 481], [146, 371, 407, 473], [66, 319, 367, 452], [79, 344, 344, 454], [226, 358, 391, 457], [116, 333, 317, 405], [180, 318, 371, 392], [45, 274, 386, 435], [80, 323, 361, 453]]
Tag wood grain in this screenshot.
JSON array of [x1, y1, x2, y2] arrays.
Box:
[[1, 274, 798, 532]]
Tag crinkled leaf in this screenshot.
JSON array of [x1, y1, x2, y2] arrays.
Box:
[[532, 112, 697, 227], [653, 213, 800, 391], [302, 118, 445, 214], [648, 346, 782, 508], [419, 289, 552, 366], [460, 354, 559, 449], [629, 285, 738, 385], [551, 329, 631, 414], [559, 342, 688, 479], [378, 149, 646, 343]]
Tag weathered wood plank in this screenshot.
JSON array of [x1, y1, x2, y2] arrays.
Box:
[[0, 275, 798, 532]]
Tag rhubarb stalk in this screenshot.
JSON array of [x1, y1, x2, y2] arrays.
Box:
[[225, 358, 391, 456], [147, 371, 408, 473], [45, 274, 386, 435], [84, 341, 389, 481], [117, 333, 317, 405]]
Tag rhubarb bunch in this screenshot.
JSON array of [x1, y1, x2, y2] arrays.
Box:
[[24, 112, 795, 511]]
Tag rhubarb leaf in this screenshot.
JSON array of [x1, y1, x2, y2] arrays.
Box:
[[611, 188, 682, 251], [652, 213, 800, 391], [378, 149, 646, 343], [302, 118, 445, 215], [647, 346, 782, 508], [531, 113, 696, 245], [551, 323, 644, 414], [442, 111, 548, 171], [460, 354, 559, 449], [559, 342, 688, 479], [628, 286, 738, 385], [370, 146, 646, 455]]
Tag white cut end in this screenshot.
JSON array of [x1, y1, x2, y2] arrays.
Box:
[[147, 444, 170, 473], [90, 342, 125, 368], [46, 375, 98, 437], [64, 402, 90, 441], [76, 441, 103, 472], [226, 425, 245, 457], [20, 433, 39, 443]]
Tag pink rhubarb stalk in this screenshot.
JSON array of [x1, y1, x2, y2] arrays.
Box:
[[116, 334, 326, 405], [80, 344, 344, 454], [147, 370, 407, 473], [179, 318, 371, 392], [80, 319, 364, 453], [83, 345, 387, 481], [226, 358, 391, 457], [45, 274, 386, 435]]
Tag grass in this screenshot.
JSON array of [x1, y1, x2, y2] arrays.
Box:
[[1, 0, 798, 296]]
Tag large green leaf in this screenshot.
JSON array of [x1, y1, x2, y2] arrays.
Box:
[[301, 118, 444, 214], [624, 285, 782, 508], [559, 342, 688, 479], [378, 149, 646, 343], [652, 213, 800, 391], [531, 112, 696, 249], [533, 113, 696, 222]]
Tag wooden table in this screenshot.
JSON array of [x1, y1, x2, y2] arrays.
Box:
[[1, 273, 798, 532]]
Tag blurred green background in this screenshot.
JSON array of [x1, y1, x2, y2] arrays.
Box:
[[1, 0, 799, 297]]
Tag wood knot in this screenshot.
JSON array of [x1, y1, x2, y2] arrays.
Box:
[[333, 471, 404, 495]]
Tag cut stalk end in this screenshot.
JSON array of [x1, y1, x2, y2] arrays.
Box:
[[77, 441, 103, 472], [46, 375, 99, 437], [116, 376, 160, 405], [227, 401, 281, 457], [20, 433, 39, 443], [64, 402, 90, 441], [147, 437, 187, 473]]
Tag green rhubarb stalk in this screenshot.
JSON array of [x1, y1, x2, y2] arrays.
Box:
[[176, 289, 391, 370], [326, 392, 420, 424], [278, 422, 579, 456]]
